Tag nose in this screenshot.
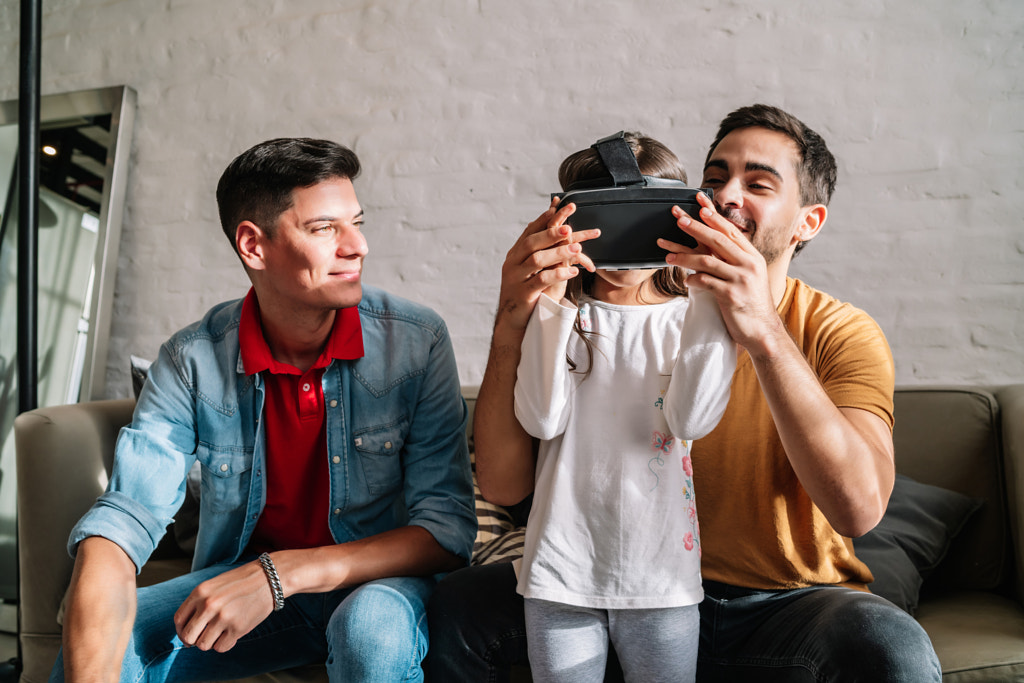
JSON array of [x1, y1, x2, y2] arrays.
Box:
[[337, 226, 369, 259], [714, 177, 744, 210]]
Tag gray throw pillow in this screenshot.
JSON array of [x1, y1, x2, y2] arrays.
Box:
[[853, 474, 982, 615]]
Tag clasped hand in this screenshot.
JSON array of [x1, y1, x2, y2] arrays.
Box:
[[173, 560, 275, 653]]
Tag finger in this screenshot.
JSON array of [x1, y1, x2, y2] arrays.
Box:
[[659, 209, 712, 257], [657, 237, 694, 254], [547, 201, 577, 230], [214, 631, 239, 654], [670, 206, 750, 262], [511, 203, 577, 263], [695, 189, 714, 209], [686, 200, 747, 245], [523, 241, 585, 275], [574, 250, 597, 273], [518, 223, 599, 272], [194, 618, 234, 653], [175, 610, 204, 647], [520, 197, 562, 238], [529, 263, 581, 289]]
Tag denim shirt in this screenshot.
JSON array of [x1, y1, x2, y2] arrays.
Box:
[[69, 285, 477, 572]]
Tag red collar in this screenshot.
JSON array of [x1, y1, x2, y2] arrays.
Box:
[[239, 288, 364, 376]]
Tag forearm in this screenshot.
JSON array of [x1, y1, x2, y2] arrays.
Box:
[[270, 526, 462, 597], [748, 320, 894, 537], [62, 537, 137, 683], [474, 316, 536, 506]]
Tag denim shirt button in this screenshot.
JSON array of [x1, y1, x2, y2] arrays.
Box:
[[330, 400, 338, 408], [333, 508, 341, 515], [220, 463, 229, 472], [332, 456, 341, 464], [384, 441, 392, 450]]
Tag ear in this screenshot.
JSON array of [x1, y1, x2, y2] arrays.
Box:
[[236, 221, 267, 271], [795, 204, 827, 244]]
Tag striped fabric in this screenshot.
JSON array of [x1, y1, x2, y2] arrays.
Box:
[[471, 452, 526, 566]]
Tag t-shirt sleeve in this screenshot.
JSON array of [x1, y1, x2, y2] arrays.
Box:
[[815, 305, 895, 432], [514, 293, 578, 440]]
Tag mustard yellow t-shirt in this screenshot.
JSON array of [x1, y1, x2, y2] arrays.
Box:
[[692, 277, 894, 590]]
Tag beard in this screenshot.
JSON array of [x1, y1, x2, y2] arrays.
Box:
[[717, 206, 789, 265]]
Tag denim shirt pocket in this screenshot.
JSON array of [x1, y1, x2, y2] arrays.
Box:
[[196, 442, 253, 513], [352, 419, 408, 496]]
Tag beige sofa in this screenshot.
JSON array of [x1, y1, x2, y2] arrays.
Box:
[[14, 385, 1024, 682]]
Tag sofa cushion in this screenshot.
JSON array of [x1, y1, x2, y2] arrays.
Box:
[[893, 387, 1007, 591], [854, 474, 982, 614], [915, 590, 1024, 682]]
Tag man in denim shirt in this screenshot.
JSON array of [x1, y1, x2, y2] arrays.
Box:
[[54, 138, 476, 683]]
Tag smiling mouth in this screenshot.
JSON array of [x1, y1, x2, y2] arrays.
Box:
[[718, 207, 754, 235]]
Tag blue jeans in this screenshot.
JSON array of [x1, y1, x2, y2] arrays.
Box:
[[51, 561, 434, 683], [425, 564, 942, 682]]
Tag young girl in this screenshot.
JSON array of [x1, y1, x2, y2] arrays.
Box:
[[514, 133, 737, 682]]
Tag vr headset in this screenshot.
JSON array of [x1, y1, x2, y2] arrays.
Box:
[[553, 131, 712, 270]]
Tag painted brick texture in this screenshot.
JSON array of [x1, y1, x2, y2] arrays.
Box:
[[0, 0, 1021, 394]]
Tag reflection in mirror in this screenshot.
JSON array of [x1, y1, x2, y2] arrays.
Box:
[[0, 86, 136, 601]]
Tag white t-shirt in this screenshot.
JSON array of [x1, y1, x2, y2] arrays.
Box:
[[514, 290, 736, 609]]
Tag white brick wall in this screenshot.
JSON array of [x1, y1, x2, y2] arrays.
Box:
[[1, 0, 1021, 394]]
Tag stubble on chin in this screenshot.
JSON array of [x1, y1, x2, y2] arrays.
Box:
[[716, 206, 788, 265]]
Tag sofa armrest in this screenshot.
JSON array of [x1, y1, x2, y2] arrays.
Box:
[[14, 398, 135, 682], [995, 384, 1024, 603]]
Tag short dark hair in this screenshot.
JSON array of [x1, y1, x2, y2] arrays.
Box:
[[705, 105, 836, 255], [216, 137, 361, 251]]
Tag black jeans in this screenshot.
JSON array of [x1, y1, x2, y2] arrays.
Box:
[[425, 564, 942, 682]]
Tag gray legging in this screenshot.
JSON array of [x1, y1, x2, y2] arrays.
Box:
[[524, 597, 699, 683]]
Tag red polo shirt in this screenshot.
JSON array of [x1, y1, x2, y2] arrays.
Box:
[[238, 288, 364, 553]]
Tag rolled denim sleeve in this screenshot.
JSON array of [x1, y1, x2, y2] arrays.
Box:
[[400, 323, 477, 563], [67, 340, 196, 572]]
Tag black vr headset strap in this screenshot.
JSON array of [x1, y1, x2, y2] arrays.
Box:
[[592, 132, 644, 187]]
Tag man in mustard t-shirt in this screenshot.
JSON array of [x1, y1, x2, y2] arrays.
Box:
[[427, 106, 942, 681]]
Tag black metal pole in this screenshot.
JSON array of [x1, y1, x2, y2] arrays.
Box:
[[17, 0, 41, 414], [8, 0, 41, 677]]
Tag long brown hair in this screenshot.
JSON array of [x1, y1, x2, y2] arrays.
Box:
[[558, 132, 689, 376]]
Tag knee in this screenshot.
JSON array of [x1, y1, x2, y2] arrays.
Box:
[[826, 595, 941, 681], [327, 581, 427, 677]]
